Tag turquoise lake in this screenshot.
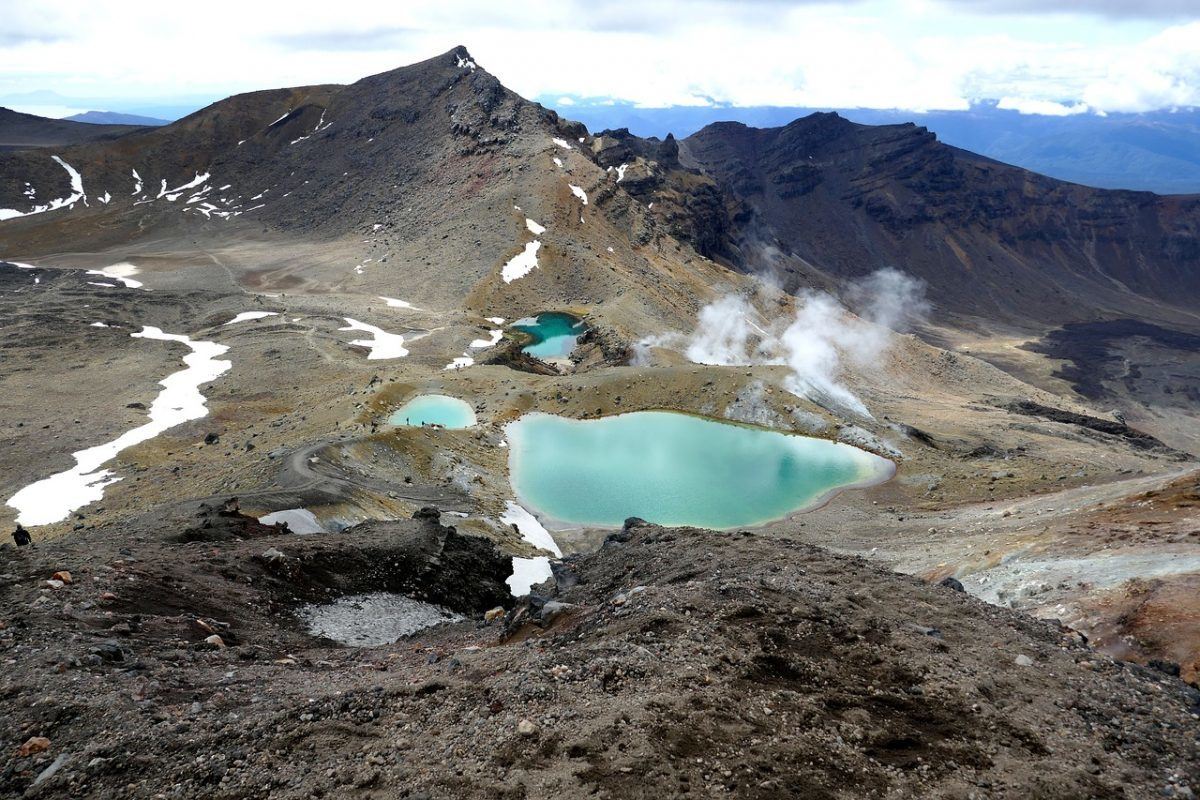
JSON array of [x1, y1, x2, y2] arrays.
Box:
[[512, 312, 587, 359], [507, 411, 893, 529], [389, 394, 477, 428]]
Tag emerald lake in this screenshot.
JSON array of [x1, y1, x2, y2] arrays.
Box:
[[388, 394, 477, 428], [507, 411, 893, 529], [512, 312, 587, 359]]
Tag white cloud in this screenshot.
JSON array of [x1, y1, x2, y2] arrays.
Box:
[[0, 1, 1195, 115], [949, 0, 1200, 19], [1079, 22, 1200, 111], [996, 97, 1090, 115]]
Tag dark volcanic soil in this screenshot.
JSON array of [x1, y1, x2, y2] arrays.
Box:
[[1024, 319, 1200, 406], [1, 516, 1197, 799]]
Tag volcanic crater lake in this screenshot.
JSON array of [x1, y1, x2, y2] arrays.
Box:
[[512, 312, 587, 359], [507, 411, 893, 530], [388, 394, 477, 428]]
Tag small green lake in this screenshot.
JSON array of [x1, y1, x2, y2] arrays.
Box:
[[512, 312, 587, 359], [507, 411, 892, 529], [389, 394, 477, 428]]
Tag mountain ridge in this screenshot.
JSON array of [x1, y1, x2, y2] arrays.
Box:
[[552, 100, 1200, 195], [4, 52, 1199, 335], [0, 106, 147, 152], [65, 110, 170, 126]]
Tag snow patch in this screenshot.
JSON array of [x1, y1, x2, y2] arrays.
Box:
[[501, 501, 561, 596], [501, 241, 541, 283], [5, 327, 231, 526], [508, 557, 552, 597], [224, 311, 279, 325], [158, 172, 209, 201], [339, 318, 408, 359], [86, 263, 144, 289], [0, 155, 86, 221], [258, 508, 325, 533], [525, 218, 546, 235], [501, 501, 561, 556], [469, 329, 503, 348], [569, 184, 588, 205]]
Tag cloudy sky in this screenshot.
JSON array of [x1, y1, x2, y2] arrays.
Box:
[[2, 0, 1198, 118]]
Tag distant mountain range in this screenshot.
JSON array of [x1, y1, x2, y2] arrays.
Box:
[[65, 110, 169, 126], [548, 100, 1200, 196]]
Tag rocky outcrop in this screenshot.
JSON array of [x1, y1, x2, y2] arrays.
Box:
[[590, 128, 735, 261], [177, 498, 282, 542], [258, 508, 514, 612]]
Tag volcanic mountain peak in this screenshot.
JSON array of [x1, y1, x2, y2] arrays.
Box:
[[0, 45, 589, 248], [671, 109, 1200, 328]]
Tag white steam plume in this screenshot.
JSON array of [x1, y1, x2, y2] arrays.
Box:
[[636, 268, 927, 418], [777, 292, 873, 417], [685, 295, 757, 366]]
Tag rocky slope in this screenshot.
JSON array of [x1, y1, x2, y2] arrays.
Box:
[[1, 517, 1197, 798]]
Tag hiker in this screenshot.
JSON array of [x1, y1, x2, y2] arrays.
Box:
[[12, 524, 31, 547]]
